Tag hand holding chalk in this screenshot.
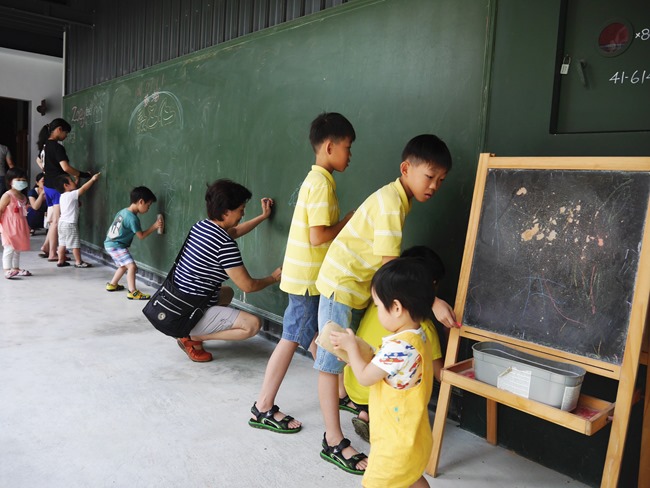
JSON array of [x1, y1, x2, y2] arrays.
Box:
[[261, 197, 274, 219], [156, 214, 164, 234]]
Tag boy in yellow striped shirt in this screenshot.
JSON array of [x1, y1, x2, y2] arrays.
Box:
[[315, 134, 458, 475], [249, 113, 355, 434]]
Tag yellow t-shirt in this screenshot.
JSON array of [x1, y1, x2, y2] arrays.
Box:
[[364, 328, 433, 487], [280, 165, 340, 296], [344, 304, 442, 406], [316, 178, 411, 309]]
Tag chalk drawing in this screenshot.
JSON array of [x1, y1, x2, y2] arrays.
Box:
[[128, 91, 184, 135]]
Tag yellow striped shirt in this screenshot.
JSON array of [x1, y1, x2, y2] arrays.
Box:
[[280, 165, 340, 296], [316, 178, 411, 308]]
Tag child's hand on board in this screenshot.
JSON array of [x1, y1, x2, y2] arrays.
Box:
[[432, 297, 459, 328], [330, 328, 356, 351], [271, 266, 282, 283], [91, 172, 101, 182], [261, 198, 274, 218]]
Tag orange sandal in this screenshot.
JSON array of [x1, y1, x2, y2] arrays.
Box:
[[177, 338, 213, 362]]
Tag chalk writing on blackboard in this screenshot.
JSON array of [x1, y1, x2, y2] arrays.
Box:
[[70, 91, 107, 129], [464, 169, 650, 365], [128, 91, 184, 135]]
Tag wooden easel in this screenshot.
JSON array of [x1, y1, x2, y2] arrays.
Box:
[[426, 155, 650, 488]]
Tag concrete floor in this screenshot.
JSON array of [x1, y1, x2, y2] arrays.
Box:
[[0, 235, 591, 488]]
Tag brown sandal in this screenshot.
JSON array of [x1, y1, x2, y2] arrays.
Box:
[[177, 338, 213, 362]]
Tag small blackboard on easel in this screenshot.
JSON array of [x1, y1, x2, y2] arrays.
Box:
[[427, 155, 650, 488]]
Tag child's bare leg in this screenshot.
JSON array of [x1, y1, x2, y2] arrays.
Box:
[[109, 266, 127, 286], [320, 371, 368, 470], [57, 245, 67, 264], [308, 335, 318, 359], [46, 206, 60, 259], [72, 248, 82, 265], [253, 338, 301, 428], [338, 373, 347, 399], [125, 262, 138, 292], [410, 476, 430, 488]]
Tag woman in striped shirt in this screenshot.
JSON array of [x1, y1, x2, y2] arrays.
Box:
[[174, 179, 282, 362]]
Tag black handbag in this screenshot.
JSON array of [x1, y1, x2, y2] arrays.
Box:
[[142, 232, 214, 338]]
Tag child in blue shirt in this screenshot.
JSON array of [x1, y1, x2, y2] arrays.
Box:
[[104, 186, 163, 299]]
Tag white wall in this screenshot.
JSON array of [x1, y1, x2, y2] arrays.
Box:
[[0, 47, 63, 179]]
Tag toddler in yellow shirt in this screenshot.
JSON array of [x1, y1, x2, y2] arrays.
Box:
[[343, 245, 446, 442]]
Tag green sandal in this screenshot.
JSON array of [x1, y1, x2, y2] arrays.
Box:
[[248, 403, 301, 434], [351, 416, 370, 443], [320, 434, 367, 475], [338, 395, 362, 415]]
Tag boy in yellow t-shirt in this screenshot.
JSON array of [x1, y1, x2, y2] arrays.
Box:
[[344, 246, 446, 442], [314, 134, 457, 475], [330, 258, 439, 488], [249, 113, 355, 434]]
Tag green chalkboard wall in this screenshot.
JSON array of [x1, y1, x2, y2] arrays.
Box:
[[63, 0, 489, 320]]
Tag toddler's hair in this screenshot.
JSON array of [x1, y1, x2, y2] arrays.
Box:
[[371, 257, 437, 323], [5, 168, 27, 189], [130, 186, 157, 204], [309, 112, 356, 152], [205, 179, 252, 221], [401, 245, 446, 285], [35, 172, 45, 184], [55, 174, 73, 193], [401, 134, 452, 171]]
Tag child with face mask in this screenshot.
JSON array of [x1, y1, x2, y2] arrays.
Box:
[[0, 168, 32, 279]]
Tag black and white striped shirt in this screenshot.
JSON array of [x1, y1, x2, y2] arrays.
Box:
[[173, 219, 243, 307]]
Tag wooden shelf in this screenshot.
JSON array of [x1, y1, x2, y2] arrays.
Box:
[[443, 359, 615, 436]]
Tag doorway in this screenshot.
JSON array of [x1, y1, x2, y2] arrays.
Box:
[[0, 97, 30, 179]]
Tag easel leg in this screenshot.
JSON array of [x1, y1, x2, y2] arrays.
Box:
[[487, 399, 497, 445], [426, 381, 453, 476], [640, 367, 650, 486], [638, 323, 650, 487]]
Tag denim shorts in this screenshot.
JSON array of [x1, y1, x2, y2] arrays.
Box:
[[281, 293, 320, 350], [313, 295, 365, 374]]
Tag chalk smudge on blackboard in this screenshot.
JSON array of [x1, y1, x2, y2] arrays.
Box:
[[288, 183, 302, 207]]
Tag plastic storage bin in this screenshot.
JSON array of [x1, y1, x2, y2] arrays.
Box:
[[472, 342, 586, 411]]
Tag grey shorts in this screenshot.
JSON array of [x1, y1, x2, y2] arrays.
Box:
[[58, 221, 80, 249], [189, 305, 241, 336]]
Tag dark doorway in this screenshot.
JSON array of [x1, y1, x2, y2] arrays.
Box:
[[0, 97, 30, 179]]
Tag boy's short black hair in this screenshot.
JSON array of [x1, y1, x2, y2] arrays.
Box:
[[205, 179, 252, 221], [309, 112, 356, 152], [371, 257, 437, 323], [401, 246, 446, 285], [130, 186, 157, 204], [55, 174, 72, 193], [5, 168, 27, 189], [401, 134, 452, 171]]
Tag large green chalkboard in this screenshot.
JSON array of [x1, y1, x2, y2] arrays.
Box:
[[63, 0, 489, 321], [464, 168, 650, 364]]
